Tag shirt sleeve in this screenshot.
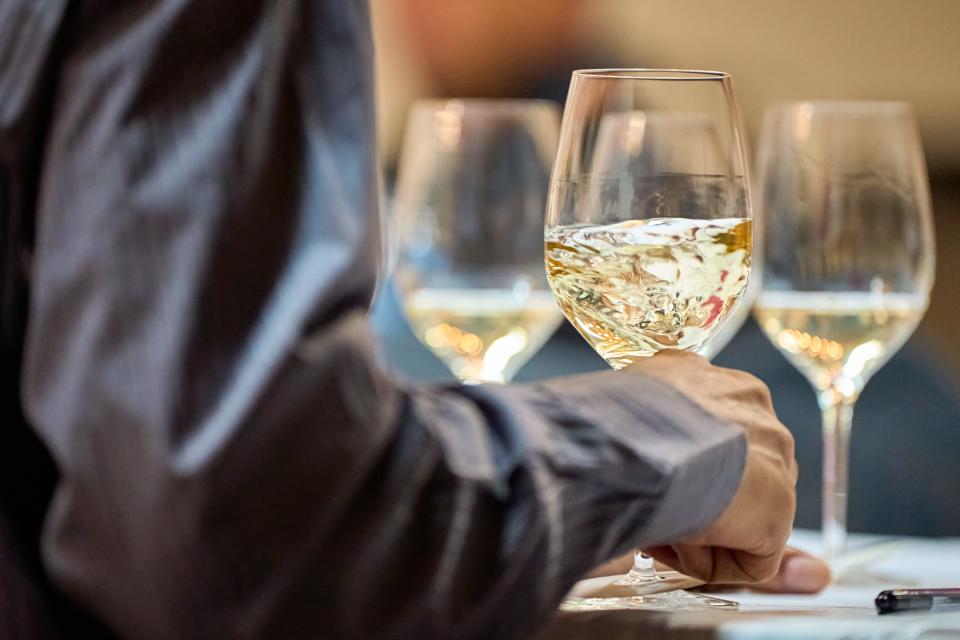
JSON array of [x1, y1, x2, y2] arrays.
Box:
[[15, 1, 746, 639]]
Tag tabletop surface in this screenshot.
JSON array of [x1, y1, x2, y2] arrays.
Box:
[[534, 531, 960, 640]]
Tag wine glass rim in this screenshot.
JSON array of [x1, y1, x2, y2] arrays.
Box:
[[573, 68, 731, 81], [768, 100, 914, 115]]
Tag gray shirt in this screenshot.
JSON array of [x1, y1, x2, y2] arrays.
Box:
[[0, 1, 745, 638]]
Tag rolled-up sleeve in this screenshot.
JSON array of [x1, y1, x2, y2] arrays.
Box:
[[13, 1, 745, 639]]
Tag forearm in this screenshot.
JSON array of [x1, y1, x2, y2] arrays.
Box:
[[27, 309, 745, 640], [170, 317, 745, 639]]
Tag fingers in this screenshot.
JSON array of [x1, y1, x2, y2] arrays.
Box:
[[585, 547, 830, 595], [683, 449, 795, 554], [696, 547, 832, 594], [744, 547, 832, 594], [663, 544, 783, 584]]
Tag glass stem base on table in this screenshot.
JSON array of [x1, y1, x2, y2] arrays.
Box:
[[562, 552, 740, 611]]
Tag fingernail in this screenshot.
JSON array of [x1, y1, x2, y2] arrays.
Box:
[[781, 555, 832, 593]]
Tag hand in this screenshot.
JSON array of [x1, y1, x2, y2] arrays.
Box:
[[625, 350, 799, 585], [586, 546, 831, 594]]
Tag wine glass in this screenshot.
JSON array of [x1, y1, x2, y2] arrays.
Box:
[[753, 102, 935, 567], [394, 99, 564, 384], [545, 70, 753, 609]]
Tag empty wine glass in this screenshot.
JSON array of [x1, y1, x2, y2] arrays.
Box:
[[394, 99, 564, 384], [753, 102, 935, 566], [545, 70, 753, 609]]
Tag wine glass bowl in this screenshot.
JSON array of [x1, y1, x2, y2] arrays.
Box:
[[545, 211, 751, 368], [546, 107, 752, 367], [545, 71, 753, 370]]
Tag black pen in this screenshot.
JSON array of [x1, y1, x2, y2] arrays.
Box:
[[876, 589, 960, 614]]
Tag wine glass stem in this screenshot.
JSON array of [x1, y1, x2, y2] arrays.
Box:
[[616, 549, 660, 587], [633, 549, 656, 579], [818, 386, 857, 565]]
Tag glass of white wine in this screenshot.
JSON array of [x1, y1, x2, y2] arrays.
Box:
[[753, 102, 935, 567], [545, 70, 753, 609], [394, 99, 564, 384]]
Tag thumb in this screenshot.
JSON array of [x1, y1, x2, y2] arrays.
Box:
[[743, 547, 832, 594]]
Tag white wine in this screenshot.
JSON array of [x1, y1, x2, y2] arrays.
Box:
[[403, 289, 562, 383], [545, 217, 751, 369], [755, 291, 926, 391]]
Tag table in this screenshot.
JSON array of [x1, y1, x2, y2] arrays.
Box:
[[535, 531, 960, 639]]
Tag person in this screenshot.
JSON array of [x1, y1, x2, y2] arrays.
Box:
[[0, 2, 822, 638]]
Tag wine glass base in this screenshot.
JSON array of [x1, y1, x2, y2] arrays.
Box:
[[616, 567, 698, 594], [563, 569, 740, 611], [562, 590, 739, 611]]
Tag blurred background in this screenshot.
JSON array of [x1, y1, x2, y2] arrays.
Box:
[[367, 0, 960, 537]]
